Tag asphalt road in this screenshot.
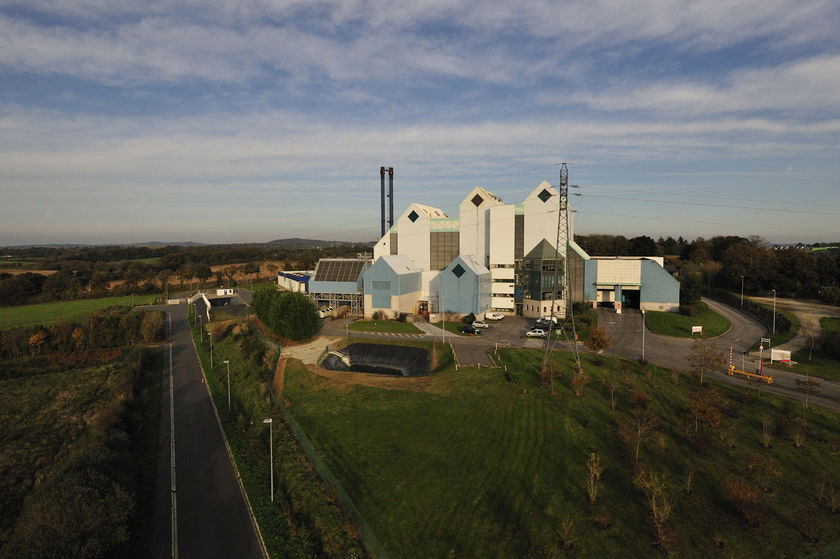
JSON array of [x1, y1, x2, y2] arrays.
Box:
[[149, 303, 264, 559], [599, 298, 840, 412]]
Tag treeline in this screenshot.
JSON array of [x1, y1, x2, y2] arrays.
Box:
[[0, 242, 372, 307], [0, 308, 165, 365], [252, 288, 319, 341], [576, 234, 840, 306]]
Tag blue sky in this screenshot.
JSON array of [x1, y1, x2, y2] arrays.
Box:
[[1, 0, 839, 246]]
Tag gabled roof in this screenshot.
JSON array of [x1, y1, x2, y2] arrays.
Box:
[[399, 202, 447, 222], [569, 240, 590, 260], [460, 186, 504, 209], [525, 238, 562, 260], [377, 254, 421, 275], [446, 254, 490, 276], [523, 180, 559, 204]]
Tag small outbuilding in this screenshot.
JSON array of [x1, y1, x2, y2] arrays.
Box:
[[438, 254, 491, 316], [363, 255, 423, 317]]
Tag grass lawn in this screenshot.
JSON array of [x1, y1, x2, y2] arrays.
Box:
[[283, 349, 840, 558], [0, 294, 159, 328], [645, 304, 731, 338], [347, 319, 422, 334]]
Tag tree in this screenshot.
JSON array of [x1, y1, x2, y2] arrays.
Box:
[[687, 336, 725, 385], [584, 328, 611, 364], [586, 452, 604, 504], [617, 407, 659, 466]]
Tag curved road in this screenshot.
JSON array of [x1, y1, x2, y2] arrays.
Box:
[[149, 302, 265, 559], [599, 298, 840, 412]]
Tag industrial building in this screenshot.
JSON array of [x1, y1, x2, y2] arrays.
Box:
[[280, 169, 680, 318]]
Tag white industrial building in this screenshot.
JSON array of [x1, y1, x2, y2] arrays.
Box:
[[283, 176, 680, 319]]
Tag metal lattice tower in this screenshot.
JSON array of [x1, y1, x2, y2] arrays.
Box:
[[542, 163, 581, 385]]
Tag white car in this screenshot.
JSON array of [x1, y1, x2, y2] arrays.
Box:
[[471, 320, 489, 329], [526, 328, 547, 338], [485, 312, 505, 321]]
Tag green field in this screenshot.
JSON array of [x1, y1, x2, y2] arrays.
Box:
[[645, 304, 731, 338], [283, 348, 840, 558], [0, 294, 160, 328], [347, 319, 422, 334]]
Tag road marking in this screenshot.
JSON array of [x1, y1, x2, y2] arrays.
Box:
[[169, 313, 178, 559]]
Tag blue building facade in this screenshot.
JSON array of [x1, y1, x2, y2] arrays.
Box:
[[438, 255, 491, 315]]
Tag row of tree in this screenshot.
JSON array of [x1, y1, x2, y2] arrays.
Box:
[[0, 309, 165, 362], [251, 288, 320, 341], [0, 242, 372, 306]]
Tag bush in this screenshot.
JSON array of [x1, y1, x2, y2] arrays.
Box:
[[679, 304, 698, 317], [462, 312, 476, 325], [396, 312, 407, 323]]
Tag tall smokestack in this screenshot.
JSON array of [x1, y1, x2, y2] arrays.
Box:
[[380, 167, 386, 237], [388, 167, 394, 231]]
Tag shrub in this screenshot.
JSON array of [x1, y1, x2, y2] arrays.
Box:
[[462, 312, 476, 325]]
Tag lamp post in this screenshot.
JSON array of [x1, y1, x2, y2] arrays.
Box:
[[208, 331, 213, 371], [641, 309, 646, 362], [740, 274, 744, 310], [772, 289, 776, 336], [262, 418, 274, 501], [223, 359, 230, 412]]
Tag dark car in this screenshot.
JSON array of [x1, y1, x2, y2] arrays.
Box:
[[459, 325, 482, 335]]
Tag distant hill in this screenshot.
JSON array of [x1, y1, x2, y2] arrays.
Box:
[[265, 238, 374, 248]]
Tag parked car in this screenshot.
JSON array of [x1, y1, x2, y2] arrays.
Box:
[[485, 312, 505, 321], [471, 320, 489, 329], [460, 325, 482, 335], [526, 328, 547, 338]]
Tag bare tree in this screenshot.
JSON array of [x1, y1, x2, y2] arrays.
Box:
[[687, 336, 725, 385], [586, 452, 604, 504]]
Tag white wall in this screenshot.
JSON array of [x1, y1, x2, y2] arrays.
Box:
[[396, 204, 432, 271], [523, 181, 564, 257], [597, 259, 642, 285], [489, 204, 515, 267]]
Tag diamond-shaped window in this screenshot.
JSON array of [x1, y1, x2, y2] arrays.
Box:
[[452, 264, 466, 278], [408, 210, 419, 223], [538, 189, 553, 203], [471, 194, 483, 207]]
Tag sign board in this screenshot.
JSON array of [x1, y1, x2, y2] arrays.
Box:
[[761, 337, 771, 345], [691, 326, 703, 334], [770, 349, 791, 363], [759, 345, 764, 351]]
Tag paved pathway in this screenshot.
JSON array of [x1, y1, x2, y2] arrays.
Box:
[[150, 303, 265, 559]]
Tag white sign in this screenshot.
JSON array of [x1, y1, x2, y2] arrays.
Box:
[[771, 349, 791, 363], [691, 326, 703, 334]]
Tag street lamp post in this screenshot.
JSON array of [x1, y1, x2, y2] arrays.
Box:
[[262, 418, 274, 501], [208, 332, 213, 371], [223, 359, 230, 412], [740, 275, 744, 310], [772, 289, 776, 336], [641, 309, 646, 362]]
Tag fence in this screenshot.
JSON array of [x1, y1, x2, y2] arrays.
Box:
[[267, 389, 389, 559]]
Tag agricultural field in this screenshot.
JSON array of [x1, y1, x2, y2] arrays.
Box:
[[282, 348, 840, 558], [0, 294, 159, 328]]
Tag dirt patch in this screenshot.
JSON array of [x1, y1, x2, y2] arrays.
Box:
[[0, 269, 58, 276], [303, 363, 431, 392]]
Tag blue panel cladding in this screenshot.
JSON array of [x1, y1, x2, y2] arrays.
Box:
[[308, 280, 360, 294], [640, 260, 680, 304], [372, 285, 392, 308], [363, 259, 398, 308], [439, 260, 490, 315], [583, 260, 598, 301]]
